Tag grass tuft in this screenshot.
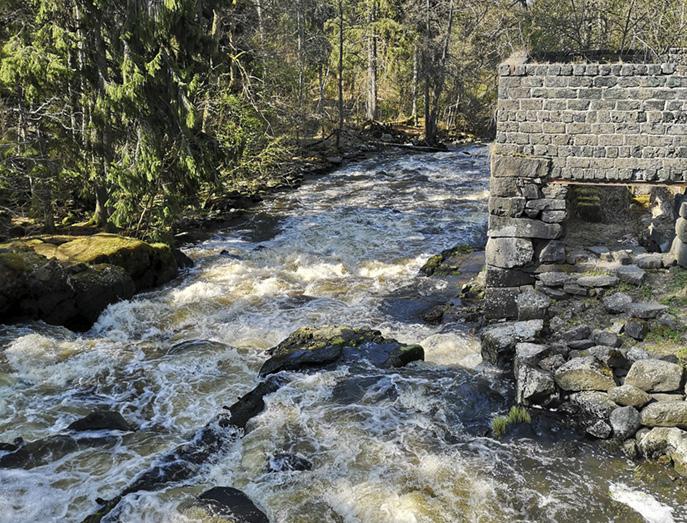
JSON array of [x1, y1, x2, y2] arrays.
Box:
[[491, 406, 531, 438]]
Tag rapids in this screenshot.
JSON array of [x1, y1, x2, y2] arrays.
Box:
[[0, 147, 686, 522]]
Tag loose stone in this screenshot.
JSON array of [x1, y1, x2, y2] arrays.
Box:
[[537, 272, 571, 287], [554, 356, 616, 392], [576, 275, 618, 288], [480, 320, 544, 368], [516, 365, 558, 406], [616, 265, 646, 285], [608, 384, 651, 408], [625, 359, 684, 392], [627, 302, 669, 320], [641, 402, 687, 429], [610, 406, 642, 440], [622, 319, 648, 341], [602, 292, 632, 314]]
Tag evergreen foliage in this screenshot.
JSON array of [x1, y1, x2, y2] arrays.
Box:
[[1, 0, 684, 237]]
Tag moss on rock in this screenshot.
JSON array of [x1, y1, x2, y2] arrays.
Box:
[[0, 233, 182, 329], [260, 325, 424, 375], [420, 244, 474, 276]]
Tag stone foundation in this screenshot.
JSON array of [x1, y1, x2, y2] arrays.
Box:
[[486, 49, 687, 321]]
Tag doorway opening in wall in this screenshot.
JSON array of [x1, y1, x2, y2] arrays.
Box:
[[562, 183, 686, 257]]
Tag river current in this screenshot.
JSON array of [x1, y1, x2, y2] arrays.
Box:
[[0, 147, 685, 522]]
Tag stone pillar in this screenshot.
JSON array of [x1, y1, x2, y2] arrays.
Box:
[[673, 202, 687, 268], [485, 154, 568, 319]]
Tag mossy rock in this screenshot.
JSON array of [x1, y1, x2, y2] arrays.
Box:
[[0, 233, 175, 329], [260, 325, 424, 375], [420, 244, 474, 276], [1, 233, 178, 291]]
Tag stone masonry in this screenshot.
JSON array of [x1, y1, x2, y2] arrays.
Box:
[[486, 49, 687, 320]]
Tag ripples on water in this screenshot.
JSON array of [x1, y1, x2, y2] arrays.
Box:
[[0, 147, 685, 522]]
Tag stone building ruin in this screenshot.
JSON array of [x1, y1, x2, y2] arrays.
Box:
[[485, 49, 687, 321]]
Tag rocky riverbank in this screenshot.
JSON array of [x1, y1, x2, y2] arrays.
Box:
[[0, 233, 192, 330], [479, 237, 687, 477]]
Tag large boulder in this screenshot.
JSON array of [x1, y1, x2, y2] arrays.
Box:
[[624, 360, 684, 392], [0, 234, 183, 329], [259, 326, 424, 376], [554, 357, 615, 392], [0, 249, 136, 330], [480, 320, 544, 368], [640, 402, 687, 428]]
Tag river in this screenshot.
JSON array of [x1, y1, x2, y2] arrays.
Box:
[[0, 147, 685, 522]]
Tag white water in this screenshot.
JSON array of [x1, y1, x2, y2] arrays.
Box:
[[1, 147, 686, 522]]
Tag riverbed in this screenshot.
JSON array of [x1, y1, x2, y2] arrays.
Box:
[[0, 147, 685, 522]]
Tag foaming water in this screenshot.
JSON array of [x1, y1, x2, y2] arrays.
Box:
[[1, 147, 686, 522]]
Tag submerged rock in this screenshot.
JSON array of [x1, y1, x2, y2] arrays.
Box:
[[266, 453, 312, 473], [67, 410, 136, 432], [83, 377, 283, 522], [195, 487, 269, 523], [0, 434, 115, 469], [637, 427, 687, 476], [259, 326, 423, 376]]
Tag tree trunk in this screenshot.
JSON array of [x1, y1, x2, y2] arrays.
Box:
[[423, 0, 432, 144], [297, 0, 305, 142], [412, 45, 419, 127], [366, 0, 378, 122], [336, 0, 344, 149], [426, 0, 454, 146], [93, 15, 112, 228]]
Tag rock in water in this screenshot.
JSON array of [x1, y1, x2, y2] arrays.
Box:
[[0, 434, 115, 469], [82, 378, 284, 522], [419, 244, 473, 276], [196, 487, 269, 523], [68, 410, 136, 432], [259, 326, 423, 376], [480, 320, 544, 369], [0, 234, 180, 329], [267, 453, 312, 472]]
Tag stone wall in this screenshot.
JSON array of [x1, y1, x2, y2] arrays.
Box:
[[485, 50, 687, 320]]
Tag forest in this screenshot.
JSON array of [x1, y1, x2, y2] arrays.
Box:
[[1, 0, 685, 239]]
